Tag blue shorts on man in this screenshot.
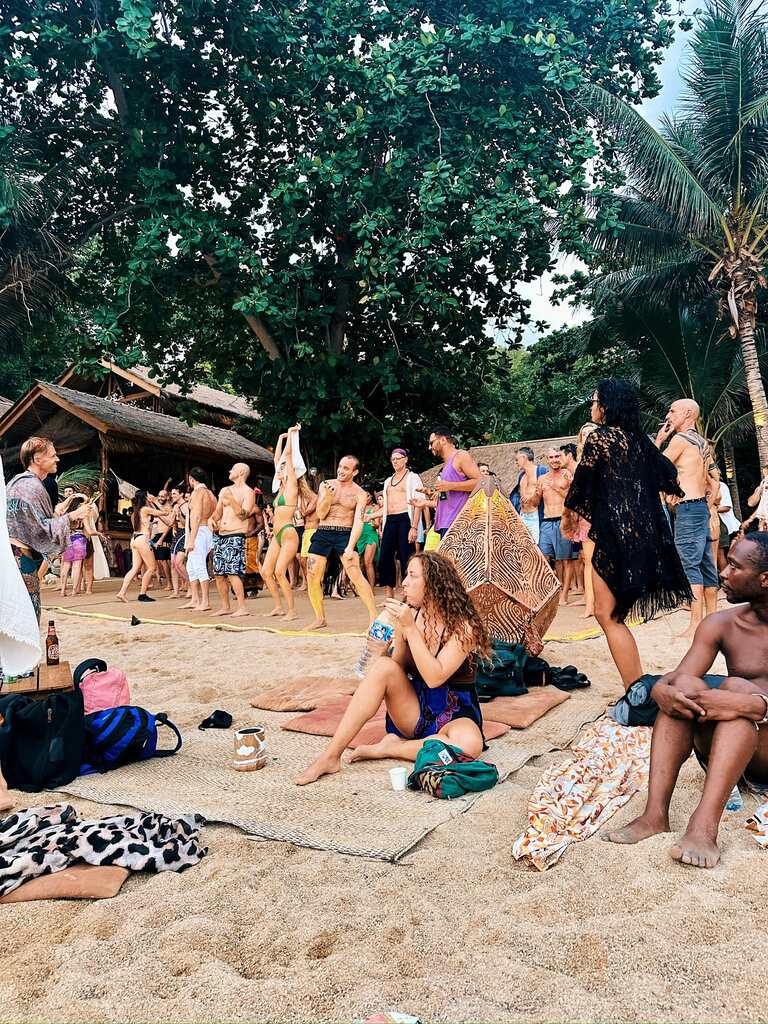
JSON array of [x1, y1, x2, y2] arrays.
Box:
[[674, 498, 719, 588], [538, 517, 575, 561]]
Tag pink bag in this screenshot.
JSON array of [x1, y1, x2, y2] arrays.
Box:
[[79, 668, 131, 715]]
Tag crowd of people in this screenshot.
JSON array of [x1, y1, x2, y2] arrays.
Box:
[[4, 380, 768, 868]]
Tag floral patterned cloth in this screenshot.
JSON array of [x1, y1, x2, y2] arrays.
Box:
[[745, 801, 768, 849], [512, 717, 652, 871]]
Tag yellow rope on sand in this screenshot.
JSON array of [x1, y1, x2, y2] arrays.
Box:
[[47, 606, 365, 639]]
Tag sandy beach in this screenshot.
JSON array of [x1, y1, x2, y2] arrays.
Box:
[[1, 585, 765, 1024]]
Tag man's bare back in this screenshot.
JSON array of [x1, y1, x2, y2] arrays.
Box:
[[663, 433, 710, 501], [190, 486, 216, 536], [519, 468, 541, 514]]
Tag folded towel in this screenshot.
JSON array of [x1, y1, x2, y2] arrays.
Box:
[[272, 428, 307, 494], [0, 455, 42, 677]]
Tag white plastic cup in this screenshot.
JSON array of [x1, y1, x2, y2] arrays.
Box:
[[389, 766, 408, 791]]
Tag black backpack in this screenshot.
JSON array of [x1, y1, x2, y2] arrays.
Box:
[[0, 688, 85, 792]]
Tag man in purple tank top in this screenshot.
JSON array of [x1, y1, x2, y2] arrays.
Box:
[[411, 426, 481, 537]]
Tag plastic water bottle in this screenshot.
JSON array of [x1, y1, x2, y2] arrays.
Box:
[[726, 785, 743, 812], [354, 607, 398, 678]]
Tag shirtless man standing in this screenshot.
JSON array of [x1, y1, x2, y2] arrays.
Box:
[[537, 448, 573, 603], [656, 399, 719, 638], [306, 455, 377, 629], [515, 447, 541, 543], [603, 534, 768, 868], [183, 467, 217, 612], [209, 463, 255, 617]]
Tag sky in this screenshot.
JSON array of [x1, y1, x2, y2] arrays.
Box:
[[516, 2, 696, 343]]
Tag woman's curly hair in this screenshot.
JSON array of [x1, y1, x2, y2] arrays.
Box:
[[594, 378, 642, 436], [410, 552, 491, 660]]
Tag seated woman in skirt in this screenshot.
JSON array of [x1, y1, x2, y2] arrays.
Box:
[[295, 551, 491, 785]]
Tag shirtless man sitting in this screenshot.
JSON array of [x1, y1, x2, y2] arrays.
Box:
[[604, 534, 768, 867], [306, 455, 377, 630], [656, 399, 719, 639], [183, 467, 217, 612], [209, 462, 255, 618], [536, 448, 573, 604]]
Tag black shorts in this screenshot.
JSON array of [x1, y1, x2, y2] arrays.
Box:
[[309, 527, 352, 558]]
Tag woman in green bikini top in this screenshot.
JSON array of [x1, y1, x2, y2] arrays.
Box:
[[261, 424, 302, 620]]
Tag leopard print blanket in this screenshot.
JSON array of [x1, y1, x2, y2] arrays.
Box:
[[0, 804, 206, 898]]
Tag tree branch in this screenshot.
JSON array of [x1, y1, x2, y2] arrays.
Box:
[[203, 253, 283, 362]]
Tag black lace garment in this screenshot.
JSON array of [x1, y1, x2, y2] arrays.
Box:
[[565, 426, 693, 623]]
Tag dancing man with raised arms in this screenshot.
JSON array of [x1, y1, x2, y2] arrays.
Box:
[[306, 455, 377, 630]]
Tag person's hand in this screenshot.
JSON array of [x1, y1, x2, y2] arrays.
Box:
[[68, 505, 88, 523], [340, 547, 357, 566], [651, 679, 705, 719], [695, 689, 752, 722], [433, 480, 449, 493], [185, 541, 194, 553], [384, 599, 416, 631], [416, 487, 436, 499], [656, 420, 674, 445], [560, 508, 578, 541], [408, 527, 418, 543]]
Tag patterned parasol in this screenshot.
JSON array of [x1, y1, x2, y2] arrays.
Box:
[[438, 479, 561, 655]]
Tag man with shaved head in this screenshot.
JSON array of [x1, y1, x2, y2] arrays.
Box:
[[657, 399, 719, 638], [209, 462, 255, 616]]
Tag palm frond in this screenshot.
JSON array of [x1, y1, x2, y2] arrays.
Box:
[[577, 84, 722, 236]]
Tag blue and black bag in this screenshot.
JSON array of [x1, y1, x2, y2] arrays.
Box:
[[80, 706, 182, 776]]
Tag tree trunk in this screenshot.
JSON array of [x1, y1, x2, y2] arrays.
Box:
[[736, 289, 768, 466], [202, 254, 282, 362], [722, 438, 742, 519]]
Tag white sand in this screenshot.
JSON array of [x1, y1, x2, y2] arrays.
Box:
[[2, 601, 765, 1024]]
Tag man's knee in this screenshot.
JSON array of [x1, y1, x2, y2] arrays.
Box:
[[719, 676, 753, 694]]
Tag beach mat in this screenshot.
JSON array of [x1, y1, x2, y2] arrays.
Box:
[[281, 697, 511, 746], [54, 694, 606, 862], [483, 688, 570, 729], [251, 676, 360, 712]]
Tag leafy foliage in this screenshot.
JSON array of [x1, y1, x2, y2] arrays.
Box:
[[0, 0, 677, 468]]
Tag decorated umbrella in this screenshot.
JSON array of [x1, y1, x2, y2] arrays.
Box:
[[438, 479, 561, 654]]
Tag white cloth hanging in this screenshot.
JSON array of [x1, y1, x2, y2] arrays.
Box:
[[0, 455, 43, 676], [272, 429, 307, 494]]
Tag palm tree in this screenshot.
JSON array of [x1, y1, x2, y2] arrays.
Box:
[[584, 299, 760, 514], [0, 148, 71, 346], [577, 0, 768, 464]]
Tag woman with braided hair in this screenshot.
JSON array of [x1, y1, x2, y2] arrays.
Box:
[[296, 551, 491, 785]]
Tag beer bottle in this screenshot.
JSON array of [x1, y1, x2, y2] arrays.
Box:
[[46, 620, 60, 666]]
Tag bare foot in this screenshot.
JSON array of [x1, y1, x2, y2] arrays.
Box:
[[212, 608, 232, 617], [197, 604, 211, 612], [295, 754, 342, 785], [181, 602, 198, 610], [602, 814, 670, 845], [230, 608, 250, 618], [559, 595, 570, 606], [264, 607, 284, 618], [307, 619, 327, 630], [116, 593, 128, 603], [571, 596, 586, 606], [670, 826, 720, 868], [581, 609, 595, 619], [283, 610, 299, 621], [348, 734, 404, 763]]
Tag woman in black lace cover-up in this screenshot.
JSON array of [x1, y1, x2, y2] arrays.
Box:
[[563, 380, 692, 687]]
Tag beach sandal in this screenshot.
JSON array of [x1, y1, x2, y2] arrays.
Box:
[[233, 726, 268, 771], [199, 710, 233, 731]]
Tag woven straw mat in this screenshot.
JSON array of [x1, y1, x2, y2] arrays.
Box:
[[55, 692, 604, 862]]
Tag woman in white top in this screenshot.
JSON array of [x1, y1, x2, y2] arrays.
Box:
[[379, 448, 423, 598], [743, 465, 768, 532]]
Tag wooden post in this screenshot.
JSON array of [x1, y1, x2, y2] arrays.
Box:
[[99, 434, 109, 516]]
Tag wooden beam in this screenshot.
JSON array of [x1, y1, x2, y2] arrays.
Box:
[[36, 385, 109, 433], [0, 383, 44, 436], [99, 359, 162, 397], [116, 389, 154, 403]]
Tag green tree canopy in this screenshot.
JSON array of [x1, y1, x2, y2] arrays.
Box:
[[1, 0, 677, 467]]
